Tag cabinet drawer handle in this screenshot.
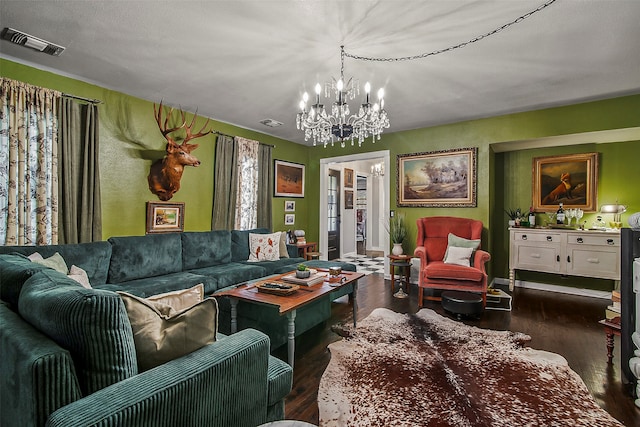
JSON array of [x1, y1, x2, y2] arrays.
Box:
[[546, 236, 553, 242], [607, 239, 614, 245], [530, 253, 541, 258], [567, 255, 571, 263], [577, 237, 583, 243], [521, 235, 527, 240], [556, 255, 560, 262], [588, 258, 600, 264]]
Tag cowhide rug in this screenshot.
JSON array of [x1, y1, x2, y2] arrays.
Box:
[[318, 308, 623, 427]]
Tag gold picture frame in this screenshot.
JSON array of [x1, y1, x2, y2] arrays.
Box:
[[146, 201, 185, 234], [532, 152, 598, 212], [344, 168, 354, 188], [397, 147, 477, 207]]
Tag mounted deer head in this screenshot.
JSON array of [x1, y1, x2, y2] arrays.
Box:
[[147, 101, 212, 201]]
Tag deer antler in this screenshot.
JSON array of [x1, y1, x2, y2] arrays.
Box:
[[154, 100, 186, 140], [183, 109, 212, 144]]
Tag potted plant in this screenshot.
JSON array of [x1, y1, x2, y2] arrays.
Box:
[[296, 263, 311, 278], [505, 208, 523, 227], [385, 214, 407, 255]]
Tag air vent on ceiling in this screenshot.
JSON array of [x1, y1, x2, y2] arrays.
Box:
[[259, 119, 283, 128], [1, 27, 65, 56]]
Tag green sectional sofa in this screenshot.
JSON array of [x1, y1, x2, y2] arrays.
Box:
[[0, 228, 356, 427]]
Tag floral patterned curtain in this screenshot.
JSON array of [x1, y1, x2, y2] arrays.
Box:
[[234, 137, 259, 230], [0, 78, 61, 245]]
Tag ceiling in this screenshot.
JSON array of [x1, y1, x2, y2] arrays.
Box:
[[1, 1, 639, 146]]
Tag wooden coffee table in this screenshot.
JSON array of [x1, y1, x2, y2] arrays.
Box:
[[216, 270, 364, 367]]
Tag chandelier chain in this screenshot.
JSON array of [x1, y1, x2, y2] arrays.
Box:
[[343, 0, 556, 63]]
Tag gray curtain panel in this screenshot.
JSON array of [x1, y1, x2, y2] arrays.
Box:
[[212, 134, 239, 230], [58, 98, 102, 243], [257, 143, 272, 230]]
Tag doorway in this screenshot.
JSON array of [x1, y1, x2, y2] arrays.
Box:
[[327, 169, 340, 260]]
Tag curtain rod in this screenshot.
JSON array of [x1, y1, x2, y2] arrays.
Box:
[[62, 93, 102, 104], [213, 131, 276, 148]]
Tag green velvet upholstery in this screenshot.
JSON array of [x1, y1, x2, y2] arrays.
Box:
[[303, 259, 357, 272], [45, 329, 278, 427], [243, 257, 306, 275], [267, 356, 293, 421], [231, 228, 269, 262], [181, 230, 232, 269], [0, 241, 112, 285], [97, 272, 218, 297], [0, 253, 49, 308], [188, 262, 267, 290], [108, 234, 182, 283], [0, 302, 82, 427], [18, 270, 138, 395]]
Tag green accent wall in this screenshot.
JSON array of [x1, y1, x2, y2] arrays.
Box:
[[3, 58, 639, 291], [1, 58, 311, 238]]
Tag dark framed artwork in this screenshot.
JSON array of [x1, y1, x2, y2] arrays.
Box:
[[284, 213, 295, 225], [532, 152, 598, 212], [274, 160, 305, 198], [344, 168, 354, 188], [397, 147, 477, 207], [345, 190, 354, 209], [146, 201, 185, 234]]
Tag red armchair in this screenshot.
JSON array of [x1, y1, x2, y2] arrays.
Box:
[[413, 216, 491, 308]]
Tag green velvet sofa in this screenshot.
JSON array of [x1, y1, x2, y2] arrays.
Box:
[[0, 228, 356, 426]]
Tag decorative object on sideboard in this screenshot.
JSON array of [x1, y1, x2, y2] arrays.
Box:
[[505, 208, 523, 227], [147, 101, 212, 201], [600, 203, 626, 229]]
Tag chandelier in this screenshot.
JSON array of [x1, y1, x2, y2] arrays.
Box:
[[296, 46, 389, 148], [371, 162, 384, 177]]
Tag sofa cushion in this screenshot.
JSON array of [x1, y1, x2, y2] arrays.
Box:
[[118, 285, 218, 371], [18, 269, 138, 395], [0, 241, 113, 285], [145, 283, 205, 310], [231, 228, 269, 262], [97, 271, 218, 297], [188, 263, 267, 289], [181, 230, 232, 270], [248, 232, 282, 262], [108, 234, 183, 283], [30, 252, 68, 274], [243, 258, 304, 276], [0, 254, 49, 308]]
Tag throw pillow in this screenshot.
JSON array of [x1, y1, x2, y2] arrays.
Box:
[[279, 231, 289, 258], [117, 285, 218, 371], [146, 283, 205, 313], [445, 233, 481, 266], [68, 265, 92, 289], [443, 246, 475, 267], [247, 231, 281, 262], [31, 252, 69, 274]]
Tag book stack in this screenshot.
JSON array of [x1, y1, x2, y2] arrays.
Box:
[[605, 290, 621, 321], [281, 272, 325, 286]]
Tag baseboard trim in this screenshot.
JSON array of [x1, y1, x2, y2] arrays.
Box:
[[492, 277, 611, 300]]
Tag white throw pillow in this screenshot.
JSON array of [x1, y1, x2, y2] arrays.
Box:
[[68, 265, 92, 289], [247, 232, 281, 261], [443, 246, 474, 267]]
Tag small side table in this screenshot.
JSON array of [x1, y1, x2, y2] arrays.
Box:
[[287, 242, 318, 259], [599, 317, 621, 363], [388, 254, 411, 298]]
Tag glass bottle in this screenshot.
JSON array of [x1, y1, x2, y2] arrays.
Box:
[[528, 207, 536, 227], [556, 203, 565, 224]]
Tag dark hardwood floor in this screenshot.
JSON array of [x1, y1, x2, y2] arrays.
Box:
[[273, 273, 639, 426]]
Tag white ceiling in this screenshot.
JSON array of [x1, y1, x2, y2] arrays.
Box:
[[1, 1, 639, 146]]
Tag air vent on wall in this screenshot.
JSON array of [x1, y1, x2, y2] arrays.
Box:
[[1, 27, 65, 56], [259, 119, 283, 128]]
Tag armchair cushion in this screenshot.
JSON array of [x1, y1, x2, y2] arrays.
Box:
[[445, 233, 481, 266], [425, 261, 485, 282], [443, 246, 474, 267]]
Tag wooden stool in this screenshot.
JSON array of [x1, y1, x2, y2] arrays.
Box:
[[306, 251, 321, 260]]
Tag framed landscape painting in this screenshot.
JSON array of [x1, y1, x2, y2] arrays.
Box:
[[146, 201, 185, 234], [532, 152, 598, 212], [274, 160, 305, 197], [397, 147, 477, 207]]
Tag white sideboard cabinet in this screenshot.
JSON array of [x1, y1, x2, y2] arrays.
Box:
[[508, 227, 621, 290]]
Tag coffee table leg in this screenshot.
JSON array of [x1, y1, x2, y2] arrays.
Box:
[[229, 298, 238, 334], [287, 310, 297, 367], [352, 282, 358, 327]]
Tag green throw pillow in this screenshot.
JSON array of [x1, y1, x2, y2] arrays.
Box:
[[445, 233, 481, 267]]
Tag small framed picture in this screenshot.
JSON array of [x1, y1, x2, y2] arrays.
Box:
[[284, 213, 295, 225], [146, 201, 185, 234], [345, 190, 354, 209], [285, 200, 295, 212], [344, 168, 354, 188]]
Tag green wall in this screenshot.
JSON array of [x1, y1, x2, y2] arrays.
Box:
[[1, 59, 311, 238], [3, 58, 639, 290]]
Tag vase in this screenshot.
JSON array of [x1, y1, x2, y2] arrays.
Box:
[[508, 220, 516, 227], [392, 243, 404, 256]]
